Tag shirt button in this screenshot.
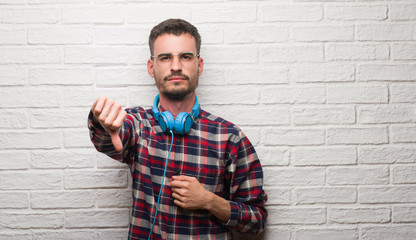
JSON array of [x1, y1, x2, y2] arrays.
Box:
[[174, 169, 181, 175], [167, 226, 173, 233]]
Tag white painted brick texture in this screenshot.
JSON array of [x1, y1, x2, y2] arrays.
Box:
[[0, 1, 415, 240]]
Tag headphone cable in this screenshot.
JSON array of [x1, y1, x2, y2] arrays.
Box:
[[148, 130, 174, 240]]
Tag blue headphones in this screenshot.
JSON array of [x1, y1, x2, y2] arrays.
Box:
[[152, 94, 200, 134]]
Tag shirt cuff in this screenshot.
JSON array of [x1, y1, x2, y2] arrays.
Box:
[[225, 201, 239, 227]]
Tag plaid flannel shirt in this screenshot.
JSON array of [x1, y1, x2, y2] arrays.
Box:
[[88, 106, 267, 240]]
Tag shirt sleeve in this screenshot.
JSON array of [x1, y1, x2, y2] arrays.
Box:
[[222, 131, 268, 235], [87, 110, 135, 164]]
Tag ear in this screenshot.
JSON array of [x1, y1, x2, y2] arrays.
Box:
[[198, 57, 204, 76], [147, 58, 155, 78]]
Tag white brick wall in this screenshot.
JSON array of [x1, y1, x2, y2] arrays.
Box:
[[0, 1, 415, 239]]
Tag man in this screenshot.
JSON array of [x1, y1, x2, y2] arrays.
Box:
[[88, 19, 267, 240]]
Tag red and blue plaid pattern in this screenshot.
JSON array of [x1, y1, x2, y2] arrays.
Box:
[[88, 107, 268, 240]]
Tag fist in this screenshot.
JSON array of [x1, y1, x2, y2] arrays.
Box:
[[91, 96, 127, 152]]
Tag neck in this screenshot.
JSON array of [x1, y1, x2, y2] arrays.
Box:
[[159, 93, 196, 118]]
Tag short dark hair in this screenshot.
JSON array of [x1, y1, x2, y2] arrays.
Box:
[[148, 19, 201, 56]]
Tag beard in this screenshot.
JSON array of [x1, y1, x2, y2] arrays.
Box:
[[155, 71, 199, 101]]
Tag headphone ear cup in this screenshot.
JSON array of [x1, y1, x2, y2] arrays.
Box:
[[175, 112, 193, 134], [160, 111, 175, 132]]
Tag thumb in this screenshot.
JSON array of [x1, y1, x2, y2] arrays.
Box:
[[109, 130, 123, 152]]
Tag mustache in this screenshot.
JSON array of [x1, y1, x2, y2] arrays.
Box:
[[163, 72, 190, 81]]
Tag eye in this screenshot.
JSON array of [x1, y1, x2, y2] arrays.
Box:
[[180, 53, 194, 61], [158, 54, 172, 62]]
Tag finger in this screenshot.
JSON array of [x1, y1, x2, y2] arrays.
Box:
[[172, 192, 184, 201], [92, 96, 107, 116], [171, 180, 184, 188], [105, 102, 122, 127], [172, 175, 195, 182], [110, 130, 123, 152], [173, 199, 185, 208], [112, 109, 127, 130], [98, 99, 114, 123]]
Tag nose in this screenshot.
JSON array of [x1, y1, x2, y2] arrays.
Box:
[[170, 55, 182, 72]]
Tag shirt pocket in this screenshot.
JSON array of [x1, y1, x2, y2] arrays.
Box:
[[194, 167, 223, 194]]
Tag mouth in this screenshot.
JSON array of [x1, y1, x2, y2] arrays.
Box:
[[167, 77, 186, 82]]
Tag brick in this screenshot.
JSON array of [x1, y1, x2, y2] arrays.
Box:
[[391, 84, 416, 103], [224, 25, 289, 43], [255, 147, 289, 166], [33, 230, 95, 240], [357, 24, 414, 41], [293, 107, 355, 125], [226, 66, 288, 84], [260, 44, 323, 63], [96, 151, 129, 169], [358, 64, 416, 81], [127, 5, 191, 24], [263, 167, 325, 186], [358, 104, 416, 124], [264, 187, 291, 205], [325, 4, 387, 20], [329, 207, 390, 223], [0, 66, 27, 86], [361, 225, 416, 240], [0, 171, 62, 190], [62, 87, 128, 107], [327, 85, 388, 103], [0, 212, 64, 229], [295, 187, 356, 204], [96, 229, 129, 240], [358, 146, 416, 164], [0, 7, 59, 23], [202, 46, 257, 63], [291, 63, 355, 83], [0, 0, 26, 3], [65, 209, 130, 228], [267, 207, 326, 224], [295, 228, 358, 240], [0, 88, 61, 108], [30, 67, 93, 86], [390, 4, 416, 20], [328, 127, 388, 145], [240, 127, 261, 146], [392, 43, 416, 60], [198, 25, 223, 44], [262, 87, 326, 104], [293, 147, 356, 166], [65, 129, 96, 148], [64, 169, 128, 189], [31, 191, 94, 209], [0, 109, 28, 129], [95, 26, 148, 45], [28, 26, 93, 44], [62, 6, 124, 24], [264, 128, 325, 146], [65, 47, 130, 64], [97, 189, 132, 208], [260, 4, 323, 22], [0, 192, 29, 209], [358, 186, 416, 203], [0, 232, 31, 240], [205, 106, 290, 126], [292, 25, 354, 42], [392, 165, 416, 184], [128, 46, 150, 65], [0, 47, 61, 64], [392, 126, 416, 143], [0, 131, 62, 149], [328, 166, 389, 185], [31, 108, 88, 128], [31, 150, 95, 169], [30, 0, 91, 3], [0, 151, 29, 169], [96, 67, 151, 87], [197, 86, 260, 105], [192, 5, 256, 23], [326, 43, 389, 60], [393, 206, 416, 223], [0, 26, 26, 44]]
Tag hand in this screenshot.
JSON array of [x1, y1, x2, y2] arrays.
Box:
[[171, 175, 212, 210], [91, 96, 127, 152]]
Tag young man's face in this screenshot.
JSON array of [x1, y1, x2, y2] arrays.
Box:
[[147, 33, 203, 101]]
